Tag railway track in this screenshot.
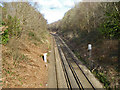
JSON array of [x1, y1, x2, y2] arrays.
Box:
[[53, 34, 96, 89]]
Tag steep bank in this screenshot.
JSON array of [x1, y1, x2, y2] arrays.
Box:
[[1, 2, 51, 88]]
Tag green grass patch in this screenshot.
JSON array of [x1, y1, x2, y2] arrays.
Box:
[[28, 31, 40, 42], [1, 15, 21, 45], [28, 31, 35, 37], [3, 68, 15, 76], [1, 29, 9, 44], [93, 70, 110, 89]]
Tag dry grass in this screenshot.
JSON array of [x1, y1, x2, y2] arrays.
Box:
[[1, 2, 51, 88], [67, 38, 119, 88], [60, 29, 119, 88], [2, 32, 51, 88]]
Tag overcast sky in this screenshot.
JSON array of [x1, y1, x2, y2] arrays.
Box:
[[31, 0, 82, 24]]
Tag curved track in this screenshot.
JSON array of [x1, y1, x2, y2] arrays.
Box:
[[54, 34, 96, 89]]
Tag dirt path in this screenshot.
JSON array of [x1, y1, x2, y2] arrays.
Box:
[[47, 36, 57, 88], [47, 35, 67, 88]]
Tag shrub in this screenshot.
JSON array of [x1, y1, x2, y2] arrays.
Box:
[[28, 31, 35, 37], [93, 70, 110, 89], [2, 15, 21, 44], [28, 31, 40, 42], [2, 29, 9, 44], [5, 15, 21, 38], [99, 3, 120, 40]]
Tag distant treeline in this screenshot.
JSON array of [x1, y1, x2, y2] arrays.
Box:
[[49, 2, 120, 40]]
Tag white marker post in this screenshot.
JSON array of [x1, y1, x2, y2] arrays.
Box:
[[88, 44, 92, 58], [43, 53, 47, 63], [88, 44, 94, 70]]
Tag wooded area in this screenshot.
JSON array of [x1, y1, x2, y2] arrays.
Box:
[[0, 1, 120, 89], [49, 2, 120, 89], [1, 2, 49, 44]]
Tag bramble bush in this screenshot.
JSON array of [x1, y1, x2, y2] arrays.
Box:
[[99, 3, 120, 40], [2, 15, 21, 44], [2, 29, 9, 44], [6, 15, 21, 38]]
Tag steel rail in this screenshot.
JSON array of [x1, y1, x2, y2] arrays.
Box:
[[56, 36, 96, 90], [55, 37, 72, 89], [55, 36, 83, 89]]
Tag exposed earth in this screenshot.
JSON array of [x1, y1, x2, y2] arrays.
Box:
[[2, 34, 51, 88]]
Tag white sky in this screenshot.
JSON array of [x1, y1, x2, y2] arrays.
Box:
[[31, 0, 82, 24], [33, 0, 119, 24], [0, 0, 82, 23]]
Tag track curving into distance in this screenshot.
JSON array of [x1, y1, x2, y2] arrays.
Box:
[[53, 34, 95, 90]]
